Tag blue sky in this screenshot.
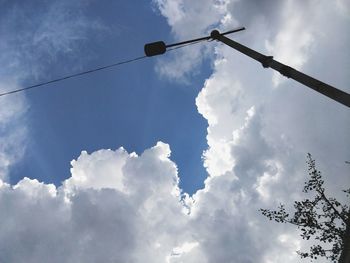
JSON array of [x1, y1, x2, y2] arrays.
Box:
[[6, 0, 210, 194], [0, 1, 349, 262]]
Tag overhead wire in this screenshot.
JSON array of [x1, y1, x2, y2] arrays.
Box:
[[0, 56, 146, 98], [0, 39, 207, 98]]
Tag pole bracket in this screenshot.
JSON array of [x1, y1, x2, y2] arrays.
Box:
[[260, 56, 274, 68]]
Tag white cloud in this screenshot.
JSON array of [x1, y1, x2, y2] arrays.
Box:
[[0, 143, 189, 263], [157, 0, 349, 262], [0, 140, 308, 262], [64, 148, 130, 193], [153, 0, 186, 26]]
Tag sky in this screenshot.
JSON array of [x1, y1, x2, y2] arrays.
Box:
[[0, 0, 349, 262]]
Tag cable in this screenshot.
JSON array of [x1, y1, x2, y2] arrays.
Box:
[[0, 56, 147, 98], [0, 39, 208, 98]]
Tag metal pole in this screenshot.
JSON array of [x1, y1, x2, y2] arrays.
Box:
[[210, 30, 350, 108]]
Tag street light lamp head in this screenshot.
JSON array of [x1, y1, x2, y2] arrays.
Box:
[[144, 41, 167, 57]]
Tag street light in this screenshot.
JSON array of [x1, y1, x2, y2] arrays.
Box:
[[145, 28, 350, 108]]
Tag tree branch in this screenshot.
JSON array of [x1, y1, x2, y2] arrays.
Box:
[[317, 189, 348, 224]]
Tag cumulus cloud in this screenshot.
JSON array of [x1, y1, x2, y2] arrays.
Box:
[[1, 0, 349, 262], [164, 0, 349, 261], [0, 141, 309, 262], [0, 143, 189, 263]]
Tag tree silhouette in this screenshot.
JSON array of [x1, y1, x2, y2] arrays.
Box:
[[260, 154, 350, 262]]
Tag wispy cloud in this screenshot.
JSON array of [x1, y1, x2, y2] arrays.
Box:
[[0, 1, 105, 180]]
